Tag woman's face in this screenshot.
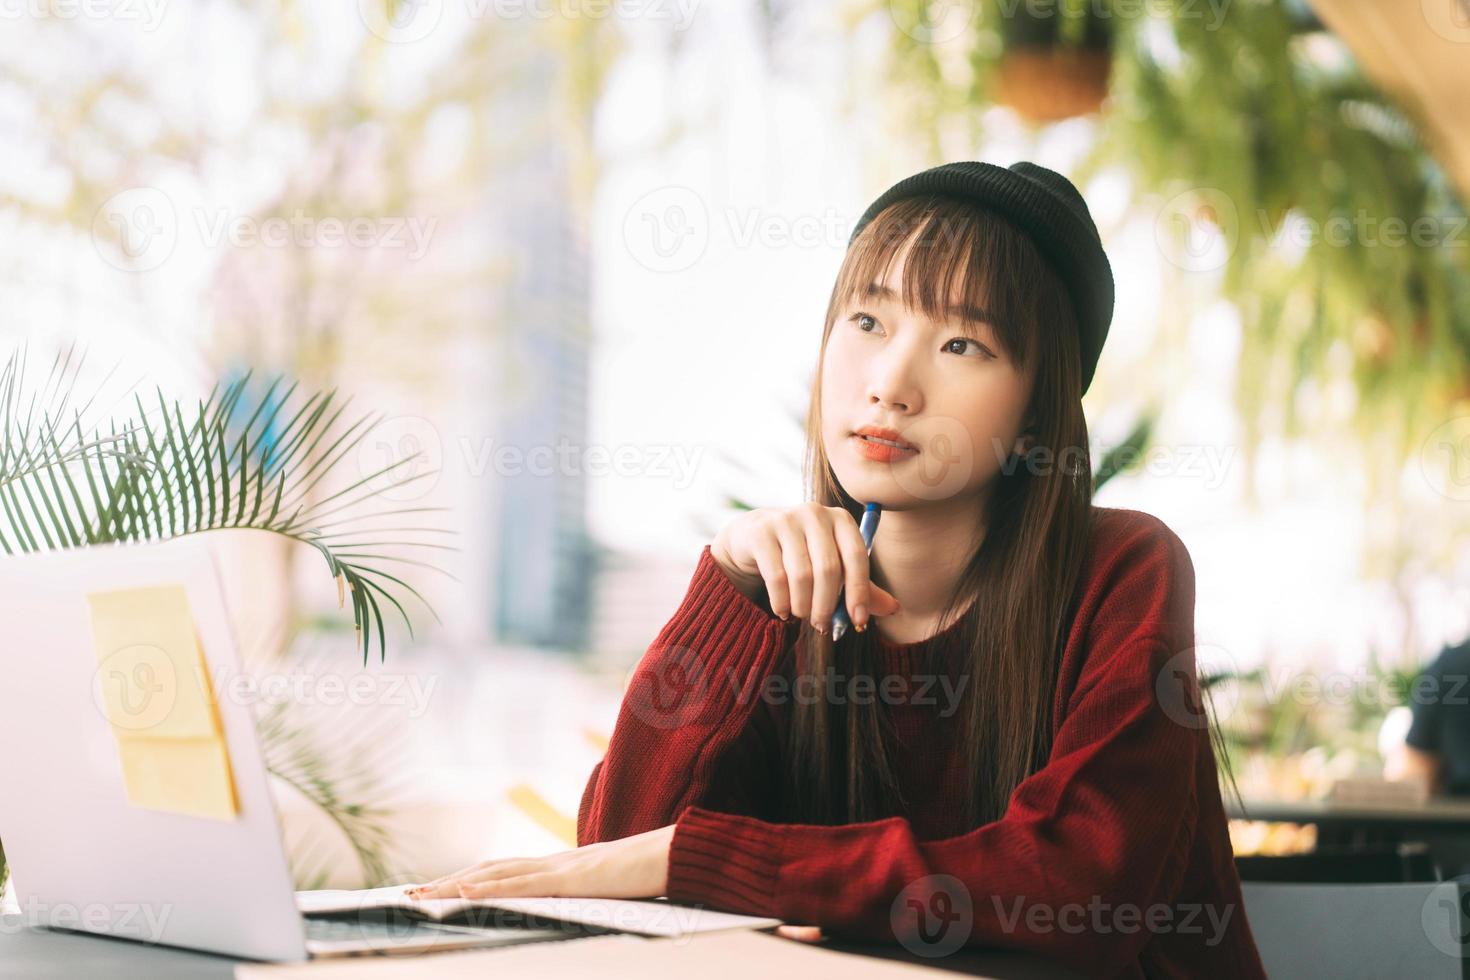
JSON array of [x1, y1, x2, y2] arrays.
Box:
[[820, 242, 1038, 509]]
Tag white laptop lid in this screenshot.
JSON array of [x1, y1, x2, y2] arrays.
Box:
[[0, 531, 309, 961]]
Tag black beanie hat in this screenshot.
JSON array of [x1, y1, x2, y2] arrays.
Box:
[[847, 161, 1114, 396]]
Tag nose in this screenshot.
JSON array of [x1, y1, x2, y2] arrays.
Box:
[[865, 340, 924, 416]]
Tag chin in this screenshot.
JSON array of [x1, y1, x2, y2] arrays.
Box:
[[828, 468, 892, 507]]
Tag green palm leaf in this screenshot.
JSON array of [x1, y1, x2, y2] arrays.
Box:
[[255, 688, 399, 889], [0, 346, 455, 895], [0, 347, 451, 665]]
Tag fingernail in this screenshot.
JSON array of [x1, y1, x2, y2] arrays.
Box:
[[853, 603, 867, 626]]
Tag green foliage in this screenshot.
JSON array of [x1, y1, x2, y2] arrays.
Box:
[[256, 696, 397, 889], [0, 347, 451, 892], [1213, 651, 1421, 782], [1091, 411, 1154, 492], [0, 347, 450, 664], [873, 0, 1470, 499], [1091, 3, 1470, 469]]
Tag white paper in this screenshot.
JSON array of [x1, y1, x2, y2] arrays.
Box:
[[295, 886, 783, 937]]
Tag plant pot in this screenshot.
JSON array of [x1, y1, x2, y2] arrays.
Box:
[[994, 5, 1112, 122]]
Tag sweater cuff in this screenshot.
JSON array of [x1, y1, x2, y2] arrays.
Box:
[[660, 545, 792, 681], [665, 805, 783, 916]]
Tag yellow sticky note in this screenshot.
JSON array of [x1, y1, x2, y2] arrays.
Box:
[[116, 736, 240, 821], [85, 583, 240, 822], [87, 585, 220, 738]]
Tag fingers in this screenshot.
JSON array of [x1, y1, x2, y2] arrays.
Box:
[[750, 531, 790, 621], [776, 924, 825, 943], [407, 878, 471, 900], [833, 515, 873, 631], [460, 871, 562, 900], [797, 507, 843, 633], [868, 583, 902, 617], [406, 860, 495, 899], [733, 504, 895, 629], [773, 514, 812, 621], [406, 856, 548, 900], [453, 859, 546, 889]]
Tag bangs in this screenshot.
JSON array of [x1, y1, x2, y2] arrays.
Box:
[[833, 196, 1059, 373]]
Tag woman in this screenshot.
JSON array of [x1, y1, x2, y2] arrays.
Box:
[[408, 162, 1267, 978]]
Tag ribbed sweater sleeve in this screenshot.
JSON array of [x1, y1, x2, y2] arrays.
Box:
[[665, 517, 1227, 979], [577, 544, 793, 846]]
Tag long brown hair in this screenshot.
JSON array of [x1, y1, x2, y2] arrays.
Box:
[[782, 194, 1094, 829]]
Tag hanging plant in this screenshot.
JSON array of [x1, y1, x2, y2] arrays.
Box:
[[1089, 3, 1470, 470], [873, 0, 1470, 506], [993, 0, 1113, 122]]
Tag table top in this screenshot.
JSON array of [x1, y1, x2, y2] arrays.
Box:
[[0, 916, 1082, 979], [1229, 795, 1470, 826], [0, 915, 246, 979]]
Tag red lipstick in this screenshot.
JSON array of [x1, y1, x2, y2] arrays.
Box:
[[851, 425, 918, 463]]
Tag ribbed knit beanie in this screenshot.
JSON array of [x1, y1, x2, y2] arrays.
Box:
[[848, 161, 1114, 396]]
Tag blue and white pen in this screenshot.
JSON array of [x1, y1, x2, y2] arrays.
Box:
[[830, 502, 882, 642]]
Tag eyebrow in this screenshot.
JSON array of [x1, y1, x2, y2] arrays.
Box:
[[860, 282, 995, 330]]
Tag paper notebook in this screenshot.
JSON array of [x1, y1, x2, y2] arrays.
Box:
[[296, 885, 783, 938]]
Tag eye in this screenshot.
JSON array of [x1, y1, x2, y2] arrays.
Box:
[[848, 312, 883, 335], [944, 336, 995, 359]]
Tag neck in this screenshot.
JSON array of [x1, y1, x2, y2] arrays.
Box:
[[867, 488, 988, 639]]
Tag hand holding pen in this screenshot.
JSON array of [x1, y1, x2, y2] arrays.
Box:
[[708, 502, 899, 633], [830, 503, 881, 642]]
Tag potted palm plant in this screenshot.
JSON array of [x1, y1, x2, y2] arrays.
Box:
[[0, 347, 449, 893]]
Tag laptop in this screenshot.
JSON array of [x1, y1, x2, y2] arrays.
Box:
[[0, 531, 584, 960]]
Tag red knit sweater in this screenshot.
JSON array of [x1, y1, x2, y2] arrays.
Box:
[[578, 506, 1266, 978]]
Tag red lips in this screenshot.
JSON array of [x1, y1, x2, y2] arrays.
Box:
[[851, 425, 919, 463], [852, 425, 916, 450]]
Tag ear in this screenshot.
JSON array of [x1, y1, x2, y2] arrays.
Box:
[[1012, 414, 1037, 457]]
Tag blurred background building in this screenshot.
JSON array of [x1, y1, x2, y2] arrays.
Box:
[[485, 48, 595, 654]]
